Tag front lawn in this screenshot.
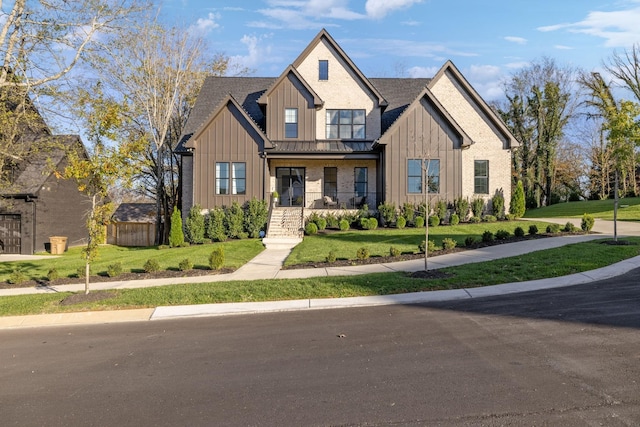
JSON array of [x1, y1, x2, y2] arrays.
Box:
[[285, 220, 552, 265], [523, 197, 640, 221], [0, 239, 265, 284], [2, 237, 638, 316]]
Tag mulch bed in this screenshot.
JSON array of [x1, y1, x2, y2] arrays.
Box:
[[0, 268, 233, 290]]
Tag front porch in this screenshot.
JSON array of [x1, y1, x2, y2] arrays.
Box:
[[269, 159, 379, 210]]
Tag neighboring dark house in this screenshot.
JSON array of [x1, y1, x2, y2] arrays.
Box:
[[0, 102, 90, 254], [177, 29, 519, 217]]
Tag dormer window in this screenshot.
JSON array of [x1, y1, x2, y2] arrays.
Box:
[[319, 60, 328, 80], [285, 108, 298, 138]]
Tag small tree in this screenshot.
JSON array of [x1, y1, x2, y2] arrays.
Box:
[[243, 198, 268, 238], [169, 207, 185, 247], [510, 180, 526, 218]]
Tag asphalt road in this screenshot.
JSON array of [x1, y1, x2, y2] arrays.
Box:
[[2, 269, 640, 426]]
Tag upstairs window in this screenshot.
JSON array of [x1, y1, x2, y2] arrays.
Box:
[[285, 108, 298, 138], [319, 60, 328, 80], [326, 109, 366, 139]]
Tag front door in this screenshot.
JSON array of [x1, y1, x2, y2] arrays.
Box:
[[276, 167, 305, 207]]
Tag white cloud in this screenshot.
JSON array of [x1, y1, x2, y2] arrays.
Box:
[[465, 65, 506, 101], [189, 12, 221, 35], [504, 36, 527, 45], [554, 45, 573, 50], [407, 65, 439, 78], [505, 61, 529, 69], [401, 20, 421, 26], [355, 38, 478, 59], [365, 0, 424, 19], [537, 5, 640, 47]]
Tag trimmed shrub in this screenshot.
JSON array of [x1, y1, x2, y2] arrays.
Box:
[[244, 198, 268, 238], [564, 222, 578, 232], [546, 223, 561, 234], [414, 216, 425, 228], [185, 204, 206, 244], [396, 216, 407, 229], [402, 203, 415, 225], [495, 229, 510, 240], [106, 262, 123, 278], [169, 206, 185, 248], [449, 213, 460, 226], [178, 258, 193, 271], [528, 224, 538, 235], [505, 213, 516, 221], [157, 244, 170, 250], [325, 212, 339, 228], [464, 236, 476, 247], [224, 202, 245, 239], [482, 215, 497, 223], [471, 197, 484, 218], [481, 230, 495, 243], [209, 247, 225, 270], [428, 215, 440, 227], [442, 238, 457, 250], [419, 240, 437, 253], [367, 217, 378, 230], [144, 259, 161, 273], [389, 246, 401, 257], [47, 267, 60, 281], [8, 268, 27, 284], [359, 217, 370, 229], [514, 226, 525, 237], [339, 219, 350, 231], [454, 197, 469, 221], [581, 213, 595, 232], [469, 216, 481, 224], [206, 208, 227, 242], [326, 251, 337, 263], [305, 222, 318, 235], [377, 202, 397, 227], [435, 200, 447, 222], [510, 180, 526, 218], [491, 191, 505, 219], [315, 217, 327, 230], [356, 247, 370, 260]]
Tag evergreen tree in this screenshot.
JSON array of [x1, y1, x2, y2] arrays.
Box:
[[169, 206, 185, 247]]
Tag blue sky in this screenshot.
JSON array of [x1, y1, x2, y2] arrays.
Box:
[[160, 0, 640, 101]]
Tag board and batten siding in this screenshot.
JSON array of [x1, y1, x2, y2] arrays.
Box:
[[380, 95, 463, 207], [191, 102, 266, 209], [265, 73, 316, 141]]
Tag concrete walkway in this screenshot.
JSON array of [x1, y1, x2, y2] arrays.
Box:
[[1, 218, 639, 329]]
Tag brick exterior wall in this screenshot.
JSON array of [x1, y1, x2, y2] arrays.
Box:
[[294, 39, 382, 140], [431, 71, 513, 213]]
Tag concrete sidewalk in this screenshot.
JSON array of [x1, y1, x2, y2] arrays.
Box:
[[1, 218, 639, 329]]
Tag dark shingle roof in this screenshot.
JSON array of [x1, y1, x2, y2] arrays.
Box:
[[370, 78, 431, 132], [176, 76, 432, 152], [176, 77, 276, 152], [112, 203, 156, 223], [5, 135, 82, 196], [271, 140, 375, 153]]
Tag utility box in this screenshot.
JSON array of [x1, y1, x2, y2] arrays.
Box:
[[49, 236, 68, 255]]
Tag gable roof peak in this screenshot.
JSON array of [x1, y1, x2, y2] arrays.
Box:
[[292, 28, 388, 108]]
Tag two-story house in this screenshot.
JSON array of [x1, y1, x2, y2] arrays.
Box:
[[177, 29, 518, 223]]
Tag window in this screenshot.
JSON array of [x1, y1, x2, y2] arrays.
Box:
[[407, 160, 422, 193], [285, 108, 298, 138], [324, 167, 337, 199], [407, 159, 440, 194], [216, 162, 246, 195], [354, 167, 368, 197], [474, 160, 489, 194], [216, 162, 229, 195], [326, 109, 365, 139], [319, 60, 328, 80], [232, 162, 246, 195]]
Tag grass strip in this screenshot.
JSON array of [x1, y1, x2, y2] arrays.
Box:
[[2, 237, 638, 317]]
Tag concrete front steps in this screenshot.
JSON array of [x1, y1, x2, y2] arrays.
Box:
[[263, 207, 304, 249]]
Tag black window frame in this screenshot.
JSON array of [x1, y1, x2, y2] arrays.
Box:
[[326, 109, 366, 139], [474, 160, 489, 194], [319, 60, 328, 80], [284, 108, 298, 138], [215, 162, 229, 195], [232, 162, 246, 195], [324, 167, 337, 199]]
